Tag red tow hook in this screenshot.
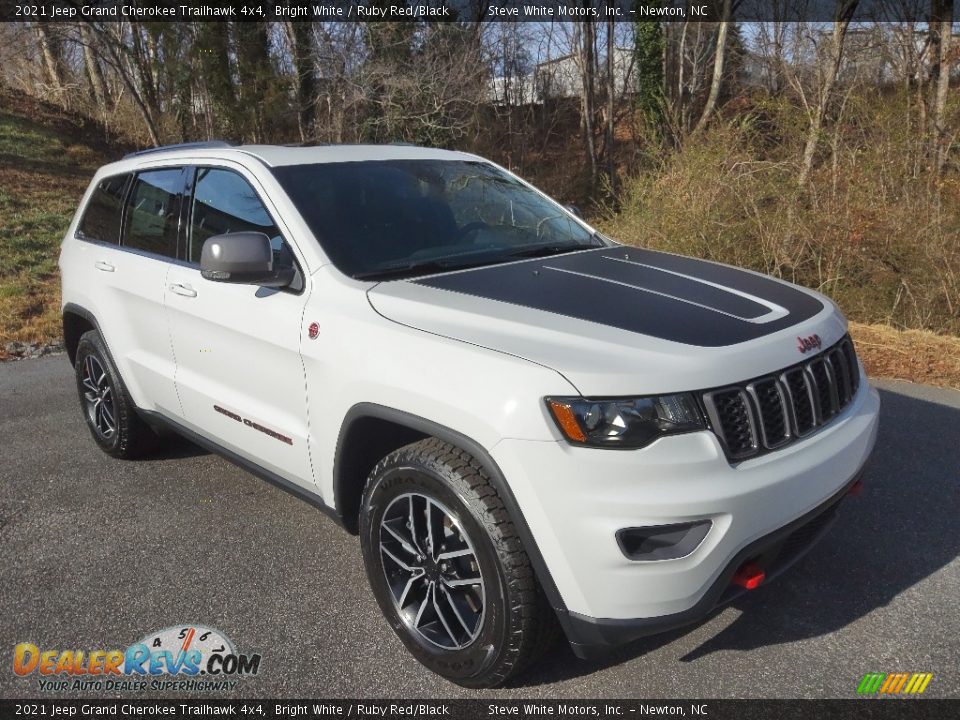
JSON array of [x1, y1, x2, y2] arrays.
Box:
[[732, 562, 766, 590], [847, 479, 865, 496]]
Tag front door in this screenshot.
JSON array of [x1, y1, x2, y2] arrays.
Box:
[[165, 165, 313, 488]]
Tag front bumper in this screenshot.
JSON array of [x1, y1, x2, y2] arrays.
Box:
[[489, 381, 880, 653], [563, 472, 859, 657]]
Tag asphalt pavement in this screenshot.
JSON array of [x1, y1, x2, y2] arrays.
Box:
[[1, 355, 958, 699]]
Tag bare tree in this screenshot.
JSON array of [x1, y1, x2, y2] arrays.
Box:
[[284, 21, 318, 142], [797, 0, 860, 187], [571, 19, 599, 187], [78, 23, 108, 112], [692, 0, 733, 134], [929, 0, 955, 175], [663, 19, 719, 140], [605, 18, 616, 185], [90, 22, 161, 145], [33, 23, 67, 101]]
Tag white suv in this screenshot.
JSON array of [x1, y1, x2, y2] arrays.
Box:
[[59, 142, 880, 687]]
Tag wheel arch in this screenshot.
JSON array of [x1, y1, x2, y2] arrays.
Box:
[[332, 402, 569, 619], [62, 303, 102, 367]]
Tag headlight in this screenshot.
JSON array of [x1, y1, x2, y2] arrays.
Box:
[[545, 394, 705, 449]]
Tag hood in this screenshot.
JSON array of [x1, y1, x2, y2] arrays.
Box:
[[367, 247, 847, 396]]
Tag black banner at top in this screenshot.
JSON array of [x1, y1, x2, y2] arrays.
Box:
[[2, 0, 959, 24]]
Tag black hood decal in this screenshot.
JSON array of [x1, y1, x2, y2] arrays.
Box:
[[413, 248, 824, 347]]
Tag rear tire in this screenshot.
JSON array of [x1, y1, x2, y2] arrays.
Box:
[[359, 437, 557, 688], [74, 330, 159, 459]]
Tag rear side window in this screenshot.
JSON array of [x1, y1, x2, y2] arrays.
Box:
[[188, 168, 282, 264], [77, 174, 130, 244], [123, 168, 184, 258]]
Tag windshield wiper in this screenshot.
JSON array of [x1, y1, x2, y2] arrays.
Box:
[[352, 258, 485, 281], [501, 241, 596, 260], [354, 240, 600, 281]]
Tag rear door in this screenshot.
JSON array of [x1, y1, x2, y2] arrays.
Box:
[[71, 167, 185, 415], [165, 165, 313, 488]]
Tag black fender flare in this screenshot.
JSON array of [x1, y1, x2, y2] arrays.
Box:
[[333, 402, 571, 623], [62, 302, 109, 366]]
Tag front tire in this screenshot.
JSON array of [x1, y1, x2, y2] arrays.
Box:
[[359, 438, 556, 688], [74, 330, 158, 459]]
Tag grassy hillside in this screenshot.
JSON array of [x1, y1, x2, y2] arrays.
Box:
[[0, 87, 957, 387], [0, 88, 129, 358]]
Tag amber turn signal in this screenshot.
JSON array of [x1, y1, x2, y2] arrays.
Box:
[[546, 400, 587, 442]]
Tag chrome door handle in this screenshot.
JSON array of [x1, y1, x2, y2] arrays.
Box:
[[168, 283, 198, 298], [94, 261, 115, 272]]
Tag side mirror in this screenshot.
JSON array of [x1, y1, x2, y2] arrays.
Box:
[[200, 232, 292, 287], [564, 204, 583, 219]]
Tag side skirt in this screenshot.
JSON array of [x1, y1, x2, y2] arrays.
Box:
[[137, 408, 346, 530]]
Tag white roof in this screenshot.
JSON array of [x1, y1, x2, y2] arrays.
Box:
[[115, 143, 477, 170]]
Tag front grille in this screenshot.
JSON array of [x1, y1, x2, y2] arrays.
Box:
[[703, 335, 861, 462], [703, 388, 757, 459]]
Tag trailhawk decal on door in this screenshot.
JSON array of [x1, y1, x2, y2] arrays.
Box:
[[415, 248, 824, 347], [214, 405, 293, 446]]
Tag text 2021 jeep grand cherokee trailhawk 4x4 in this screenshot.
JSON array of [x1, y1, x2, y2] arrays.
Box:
[[60, 142, 879, 687]]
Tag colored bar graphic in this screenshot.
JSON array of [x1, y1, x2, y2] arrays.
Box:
[[857, 672, 932, 695], [857, 673, 885, 694]]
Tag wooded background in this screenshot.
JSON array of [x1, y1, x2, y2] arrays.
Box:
[[1, 1, 958, 336]]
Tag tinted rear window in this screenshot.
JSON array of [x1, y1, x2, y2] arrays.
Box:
[[77, 174, 130, 244], [123, 168, 184, 259]]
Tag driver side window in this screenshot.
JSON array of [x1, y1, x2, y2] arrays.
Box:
[[187, 168, 297, 278]]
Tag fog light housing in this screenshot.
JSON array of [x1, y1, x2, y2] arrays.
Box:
[[616, 520, 712, 561]]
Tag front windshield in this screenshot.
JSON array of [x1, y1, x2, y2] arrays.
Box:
[[271, 159, 596, 279]]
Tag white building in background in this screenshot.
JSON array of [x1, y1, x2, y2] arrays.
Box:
[[488, 48, 636, 106], [487, 75, 537, 107]]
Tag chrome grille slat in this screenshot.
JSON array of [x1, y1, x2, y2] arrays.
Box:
[[747, 379, 791, 449], [828, 348, 852, 406], [807, 358, 837, 423], [702, 388, 757, 459], [841, 338, 860, 396], [781, 367, 816, 436], [703, 335, 861, 462]]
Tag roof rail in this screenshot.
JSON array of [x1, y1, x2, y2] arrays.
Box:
[[123, 140, 234, 159]]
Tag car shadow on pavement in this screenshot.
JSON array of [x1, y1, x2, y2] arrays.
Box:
[[514, 386, 960, 686], [150, 431, 210, 460]]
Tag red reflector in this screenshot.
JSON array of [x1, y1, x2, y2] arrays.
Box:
[[847, 479, 864, 496], [733, 562, 765, 590]]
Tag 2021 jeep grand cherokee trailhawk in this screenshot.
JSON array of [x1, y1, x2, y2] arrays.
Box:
[[60, 142, 879, 687]]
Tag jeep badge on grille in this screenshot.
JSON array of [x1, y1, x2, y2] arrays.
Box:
[[797, 334, 822, 353]]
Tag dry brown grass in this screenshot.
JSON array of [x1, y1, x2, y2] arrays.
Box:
[[1, 88, 958, 391], [849, 322, 960, 390], [600, 92, 960, 337], [0, 87, 122, 359]]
